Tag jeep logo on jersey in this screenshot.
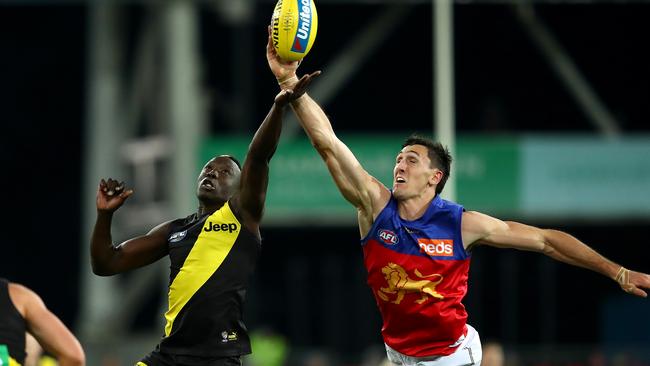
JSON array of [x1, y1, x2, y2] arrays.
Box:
[[204, 222, 238, 233], [291, 0, 312, 53], [418, 239, 454, 257], [378, 229, 399, 245], [169, 230, 187, 243]]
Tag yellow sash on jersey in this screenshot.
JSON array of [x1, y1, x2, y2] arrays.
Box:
[[163, 202, 241, 336]]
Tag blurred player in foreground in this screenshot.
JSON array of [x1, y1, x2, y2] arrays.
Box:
[[265, 30, 650, 366], [0, 278, 85, 366]]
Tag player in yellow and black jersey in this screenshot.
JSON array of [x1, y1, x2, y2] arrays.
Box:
[[90, 73, 320, 365], [0, 278, 85, 366]]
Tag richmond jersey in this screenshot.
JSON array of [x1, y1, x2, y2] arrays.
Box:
[[0, 278, 26, 365], [361, 194, 470, 357], [157, 201, 261, 357]]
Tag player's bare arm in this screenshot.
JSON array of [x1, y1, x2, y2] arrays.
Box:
[[291, 95, 390, 237], [9, 284, 85, 366], [25, 332, 42, 366], [290, 96, 388, 206], [461, 210, 650, 297], [265, 31, 389, 236], [266, 25, 300, 86], [235, 82, 317, 237], [90, 178, 170, 276]]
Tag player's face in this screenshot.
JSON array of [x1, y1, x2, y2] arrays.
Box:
[[196, 156, 241, 204], [392, 144, 439, 200]]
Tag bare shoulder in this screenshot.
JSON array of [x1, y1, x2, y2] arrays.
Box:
[[8, 282, 43, 316], [461, 210, 491, 231], [146, 219, 175, 236], [368, 176, 391, 217], [357, 178, 391, 238], [461, 210, 507, 249], [8, 282, 38, 301], [462, 210, 503, 225], [226, 196, 262, 238]]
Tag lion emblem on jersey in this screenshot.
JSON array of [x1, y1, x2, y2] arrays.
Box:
[[376, 262, 444, 305]]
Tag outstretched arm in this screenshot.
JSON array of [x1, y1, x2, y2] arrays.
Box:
[[462, 210, 650, 297], [290, 94, 388, 211], [10, 284, 85, 366], [90, 178, 169, 276], [266, 28, 390, 236], [237, 75, 320, 235]]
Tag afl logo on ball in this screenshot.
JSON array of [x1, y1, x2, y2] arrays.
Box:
[[378, 229, 399, 245]]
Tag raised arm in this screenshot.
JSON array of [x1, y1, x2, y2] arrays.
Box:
[[236, 76, 319, 236], [290, 94, 388, 211], [90, 178, 169, 276], [10, 283, 85, 366], [235, 92, 286, 234], [461, 210, 650, 297], [265, 29, 390, 235]]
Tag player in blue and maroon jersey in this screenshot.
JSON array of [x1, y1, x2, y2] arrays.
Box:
[[265, 35, 650, 365]]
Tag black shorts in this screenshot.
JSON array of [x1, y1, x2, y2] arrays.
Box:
[[137, 350, 242, 366]]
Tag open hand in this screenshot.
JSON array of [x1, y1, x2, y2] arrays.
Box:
[[96, 178, 134, 213], [274, 71, 321, 107]]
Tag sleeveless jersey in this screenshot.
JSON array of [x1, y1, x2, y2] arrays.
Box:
[[157, 201, 261, 357], [361, 194, 470, 357], [0, 278, 26, 365]]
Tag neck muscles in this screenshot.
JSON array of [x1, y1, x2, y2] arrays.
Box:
[[397, 193, 436, 221], [198, 200, 226, 216]]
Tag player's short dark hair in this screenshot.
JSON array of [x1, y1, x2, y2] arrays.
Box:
[[215, 155, 242, 170], [402, 135, 452, 194]]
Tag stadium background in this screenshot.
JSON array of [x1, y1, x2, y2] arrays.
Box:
[[1, 1, 649, 365]]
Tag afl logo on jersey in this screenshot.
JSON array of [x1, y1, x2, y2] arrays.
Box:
[[169, 230, 187, 243], [378, 229, 399, 245]]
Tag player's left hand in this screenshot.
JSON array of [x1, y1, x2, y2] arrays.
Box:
[[266, 25, 300, 85], [618, 268, 650, 297], [274, 71, 321, 106]]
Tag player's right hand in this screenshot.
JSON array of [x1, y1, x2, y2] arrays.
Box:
[[96, 178, 134, 213]]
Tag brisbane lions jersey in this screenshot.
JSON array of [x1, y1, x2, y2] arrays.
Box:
[[361, 194, 470, 357]]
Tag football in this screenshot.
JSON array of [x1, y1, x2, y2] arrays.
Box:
[[271, 0, 318, 62]]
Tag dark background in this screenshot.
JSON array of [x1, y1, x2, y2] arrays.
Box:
[[1, 2, 649, 361]]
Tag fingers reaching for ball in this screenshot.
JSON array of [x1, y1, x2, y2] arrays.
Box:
[[267, 25, 300, 83]]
